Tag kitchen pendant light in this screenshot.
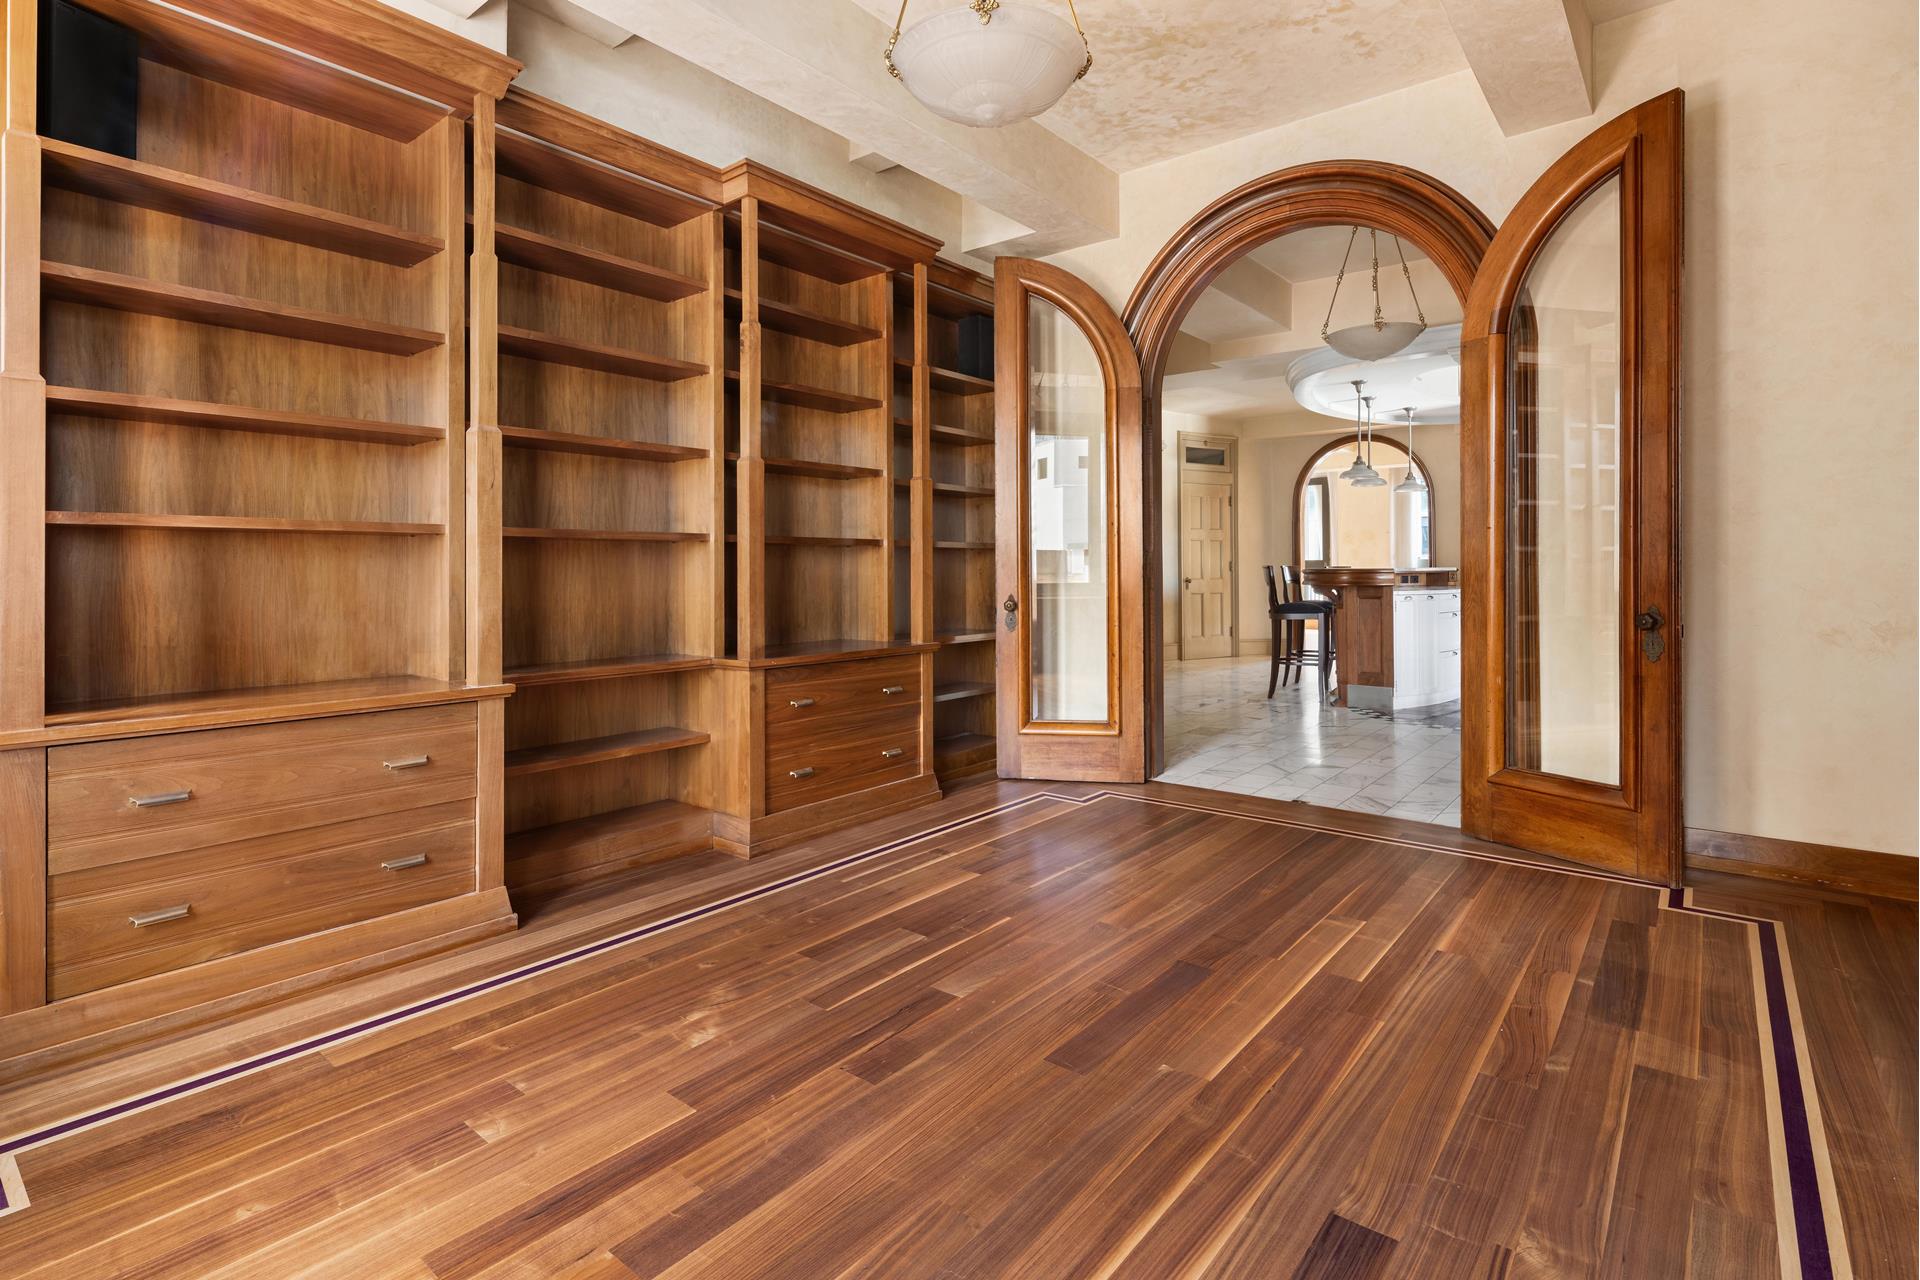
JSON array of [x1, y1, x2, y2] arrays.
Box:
[[1322, 227, 1428, 361], [1340, 381, 1385, 487], [1352, 395, 1388, 487], [1394, 406, 1428, 494], [884, 0, 1093, 129]]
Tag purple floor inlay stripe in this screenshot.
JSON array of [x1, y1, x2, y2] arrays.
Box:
[[0, 790, 1848, 1278]]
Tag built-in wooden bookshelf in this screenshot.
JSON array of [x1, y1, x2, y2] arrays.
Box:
[[906, 262, 999, 783], [481, 91, 726, 895], [0, 0, 518, 1053]]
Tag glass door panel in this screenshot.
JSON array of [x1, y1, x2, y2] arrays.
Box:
[[1504, 176, 1624, 786], [1025, 295, 1112, 726]]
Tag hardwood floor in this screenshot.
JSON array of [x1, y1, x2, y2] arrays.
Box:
[[0, 782, 1910, 1279]]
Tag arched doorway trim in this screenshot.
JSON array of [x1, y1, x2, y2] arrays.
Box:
[[1122, 161, 1497, 775]]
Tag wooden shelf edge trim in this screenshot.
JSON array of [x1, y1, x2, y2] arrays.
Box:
[[505, 727, 711, 778], [41, 262, 445, 356], [42, 138, 444, 266], [17, 680, 514, 748], [47, 511, 444, 536], [504, 654, 714, 686], [46, 386, 444, 446]]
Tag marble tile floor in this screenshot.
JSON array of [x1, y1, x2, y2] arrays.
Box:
[[1157, 655, 1463, 828]]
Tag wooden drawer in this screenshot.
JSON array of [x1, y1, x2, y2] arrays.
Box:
[[764, 654, 921, 738], [48, 800, 476, 1000], [766, 716, 922, 813], [48, 703, 478, 874]]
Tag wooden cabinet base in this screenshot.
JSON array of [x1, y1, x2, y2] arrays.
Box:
[[0, 888, 516, 1073], [712, 773, 944, 858]]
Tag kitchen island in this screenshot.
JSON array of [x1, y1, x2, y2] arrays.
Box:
[[1301, 567, 1460, 710]]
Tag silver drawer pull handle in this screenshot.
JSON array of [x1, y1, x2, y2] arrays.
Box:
[[788, 766, 815, 779], [880, 685, 906, 695], [128, 789, 192, 809], [788, 697, 816, 709], [383, 755, 430, 771], [130, 904, 190, 927], [880, 747, 905, 759], [382, 854, 429, 871]]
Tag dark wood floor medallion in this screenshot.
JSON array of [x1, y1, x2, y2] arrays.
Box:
[[0, 788, 1878, 1279]]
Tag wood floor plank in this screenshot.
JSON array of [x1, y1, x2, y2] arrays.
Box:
[[0, 785, 1904, 1280]]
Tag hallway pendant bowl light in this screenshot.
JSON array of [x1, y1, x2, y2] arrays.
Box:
[[1339, 380, 1385, 487], [884, 0, 1094, 128], [1394, 406, 1428, 493], [1321, 227, 1428, 361]]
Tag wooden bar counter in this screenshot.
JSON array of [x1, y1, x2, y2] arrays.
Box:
[[1302, 567, 1458, 708]]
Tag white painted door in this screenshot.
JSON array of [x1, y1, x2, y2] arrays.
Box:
[[1179, 479, 1232, 659]]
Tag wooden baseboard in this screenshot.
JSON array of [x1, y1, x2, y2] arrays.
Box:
[[1685, 827, 1918, 901]]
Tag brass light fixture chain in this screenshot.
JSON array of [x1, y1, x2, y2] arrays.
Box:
[[1322, 226, 1360, 340], [1393, 234, 1427, 326], [884, 0, 910, 78], [1064, 0, 1094, 77], [1369, 228, 1383, 331]]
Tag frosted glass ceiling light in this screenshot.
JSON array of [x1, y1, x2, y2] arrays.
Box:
[[884, 0, 1093, 129], [1352, 395, 1388, 487], [1322, 227, 1428, 361], [1394, 407, 1427, 494]]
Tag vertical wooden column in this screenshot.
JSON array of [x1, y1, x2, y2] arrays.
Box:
[[423, 111, 466, 685], [735, 197, 765, 659], [0, 0, 42, 734], [0, 0, 45, 1011], [465, 94, 505, 895], [908, 265, 933, 644], [869, 270, 895, 643], [701, 209, 727, 657]]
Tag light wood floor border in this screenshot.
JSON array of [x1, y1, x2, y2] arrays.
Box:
[[0, 783, 1859, 1278]]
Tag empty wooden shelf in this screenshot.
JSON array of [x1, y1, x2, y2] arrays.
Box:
[[936, 630, 995, 646], [47, 511, 444, 536], [498, 325, 707, 382], [897, 358, 993, 396], [41, 675, 499, 732], [495, 222, 706, 302], [500, 425, 707, 462], [504, 526, 706, 542], [730, 453, 884, 480], [504, 727, 710, 778], [41, 262, 445, 355], [45, 386, 444, 446], [41, 138, 443, 266], [727, 288, 882, 347], [504, 654, 713, 687], [725, 369, 884, 415], [933, 682, 994, 703], [933, 731, 994, 765], [505, 800, 713, 892]]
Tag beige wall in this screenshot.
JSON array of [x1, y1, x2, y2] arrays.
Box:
[[1057, 0, 1919, 857]]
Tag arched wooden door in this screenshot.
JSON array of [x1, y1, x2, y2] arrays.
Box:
[[993, 259, 1147, 782], [998, 92, 1684, 884], [1460, 90, 1685, 881]]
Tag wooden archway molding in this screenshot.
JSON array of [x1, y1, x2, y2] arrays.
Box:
[[1121, 160, 1497, 774], [1288, 432, 1438, 569]]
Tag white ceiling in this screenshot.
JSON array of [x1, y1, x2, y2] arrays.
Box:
[[852, 0, 1473, 170], [1244, 224, 1429, 283], [1165, 228, 1459, 420]]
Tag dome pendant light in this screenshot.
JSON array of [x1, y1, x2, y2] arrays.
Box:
[[1321, 227, 1428, 361], [1394, 406, 1428, 494], [884, 0, 1094, 129], [1339, 380, 1384, 487]]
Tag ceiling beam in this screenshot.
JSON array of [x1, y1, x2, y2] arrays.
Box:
[[1437, 0, 1593, 135], [559, 0, 1118, 255], [1206, 258, 1294, 333]]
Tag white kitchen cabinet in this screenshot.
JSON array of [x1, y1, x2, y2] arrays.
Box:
[[1393, 589, 1462, 709]]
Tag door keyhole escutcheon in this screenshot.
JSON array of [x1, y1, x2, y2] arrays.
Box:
[[1002, 594, 1018, 632], [1636, 605, 1665, 662]]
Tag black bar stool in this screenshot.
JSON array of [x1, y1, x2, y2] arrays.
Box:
[[1265, 565, 1335, 703]]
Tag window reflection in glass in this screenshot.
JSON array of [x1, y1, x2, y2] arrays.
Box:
[[1026, 296, 1111, 724]]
